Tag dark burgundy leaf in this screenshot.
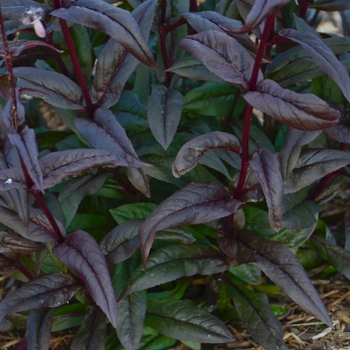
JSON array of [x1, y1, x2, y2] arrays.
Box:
[[91, 0, 157, 108], [139, 181, 241, 263], [145, 299, 234, 343], [122, 243, 228, 297], [278, 128, 321, 182], [117, 291, 147, 350], [179, 30, 262, 91], [0, 1, 46, 21], [14, 67, 84, 110], [51, 0, 156, 69], [234, 0, 289, 34], [0, 231, 43, 254], [0, 273, 80, 323], [71, 308, 107, 350], [27, 308, 54, 350], [1, 89, 25, 129], [9, 127, 44, 192], [0, 40, 61, 58], [39, 149, 148, 189], [310, 0, 350, 11], [219, 232, 333, 327], [279, 29, 350, 102], [325, 124, 350, 143], [125, 167, 151, 198], [52, 230, 118, 328], [284, 149, 350, 194], [223, 275, 287, 350], [147, 85, 183, 150], [250, 149, 283, 232], [308, 236, 350, 279], [173, 132, 241, 178], [0, 168, 26, 191], [243, 79, 340, 130]]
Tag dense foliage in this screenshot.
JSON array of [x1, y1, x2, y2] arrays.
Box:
[[0, 0, 350, 349]]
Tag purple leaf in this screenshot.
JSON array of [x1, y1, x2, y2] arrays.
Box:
[[52, 230, 118, 328], [219, 231, 333, 327], [243, 79, 340, 131], [27, 308, 54, 350], [139, 181, 242, 263], [51, 0, 156, 69], [179, 30, 262, 91], [234, 0, 290, 34], [250, 149, 283, 232], [172, 132, 241, 178], [278, 128, 322, 182], [71, 308, 107, 350], [14, 67, 84, 110], [147, 85, 183, 150], [284, 149, 350, 194], [91, 0, 157, 108], [325, 123, 350, 143], [0, 168, 26, 191], [1, 89, 25, 129], [9, 127, 44, 192], [0, 273, 80, 323], [0, 231, 43, 254], [310, 0, 350, 11], [125, 167, 151, 198], [39, 149, 148, 189], [279, 29, 350, 102], [0, 1, 46, 21], [0, 40, 61, 58]]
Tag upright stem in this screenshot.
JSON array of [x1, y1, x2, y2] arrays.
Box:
[[59, 19, 94, 116], [0, 7, 18, 130], [46, 33, 71, 78], [299, 0, 308, 20]]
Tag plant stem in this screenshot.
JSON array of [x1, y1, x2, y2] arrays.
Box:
[[46, 33, 71, 78], [0, 253, 34, 280], [0, 7, 18, 130], [30, 189, 65, 243], [59, 19, 94, 116], [299, 0, 308, 20]]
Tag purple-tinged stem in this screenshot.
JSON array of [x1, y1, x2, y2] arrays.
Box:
[[299, 0, 308, 20], [46, 33, 71, 78], [0, 253, 34, 280], [59, 19, 94, 116], [0, 7, 18, 130]]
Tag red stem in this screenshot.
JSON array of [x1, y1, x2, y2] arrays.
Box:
[[0, 253, 34, 280], [59, 19, 94, 116], [46, 33, 71, 78], [299, 0, 309, 20], [0, 7, 18, 130]]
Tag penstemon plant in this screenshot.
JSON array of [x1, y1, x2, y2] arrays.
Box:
[[0, 0, 350, 349]]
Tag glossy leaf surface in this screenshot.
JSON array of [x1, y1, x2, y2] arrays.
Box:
[[243, 79, 340, 130], [172, 132, 240, 178], [139, 181, 241, 263], [145, 300, 234, 343], [53, 230, 118, 328], [0, 273, 80, 323]]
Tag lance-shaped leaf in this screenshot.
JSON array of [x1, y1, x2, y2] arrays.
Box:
[[27, 308, 54, 350], [250, 149, 283, 232], [1, 88, 25, 129], [39, 149, 147, 189], [0, 231, 43, 254], [71, 308, 107, 350], [278, 128, 321, 182], [172, 132, 241, 178], [307, 236, 350, 279], [9, 127, 44, 192], [117, 291, 147, 350], [218, 232, 333, 327], [14, 67, 84, 110], [325, 124, 350, 143], [179, 30, 262, 91], [223, 275, 287, 350], [139, 181, 241, 263], [91, 0, 157, 108], [122, 244, 228, 297], [125, 167, 151, 198], [51, 0, 155, 69], [0, 0, 46, 21], [0, 273, 80, 323], [284, 149, 350, 194], [231, 0, 290, 34], [145, 300, 234, 343], [310, 0, 350, 11], [52, 230, 118, 328], [147, 85, 183, 150], [279, 29, 350, 102], [243, 79, 340, 131], [0, 168, 26, 191]]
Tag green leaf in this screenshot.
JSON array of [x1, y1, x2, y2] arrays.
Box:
[[145, 300, 234, 343], [110, 203, 158, 224], [229, 263, 261, 285], [243, 205, 275, 238], [183, 82, 238, 116], [121, 244, 228, 297], [138, 326, 176, 350]]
